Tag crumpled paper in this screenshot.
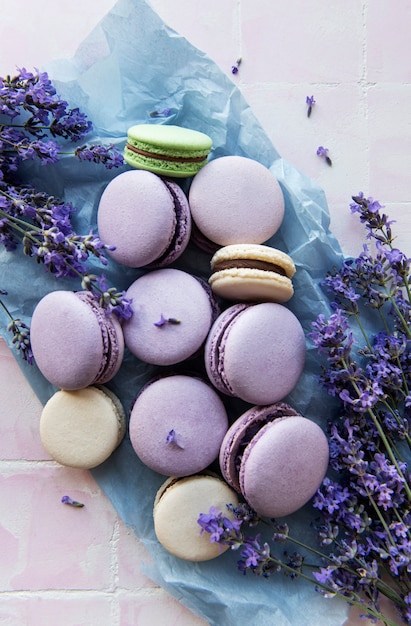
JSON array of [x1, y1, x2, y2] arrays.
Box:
[[0, 0, 350, 624]]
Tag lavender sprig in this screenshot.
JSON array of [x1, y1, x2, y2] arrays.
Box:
[[0, 68, 123, 173], [308, 193, 411, 623], [231, 57, 242, 75], [306, 95, 315, 118], [317, 146, 332, 166], [0, 290, 33, 364], [0, 68, 132, 324], [198, 504, 405, 625], [61, 495, 84, 507]]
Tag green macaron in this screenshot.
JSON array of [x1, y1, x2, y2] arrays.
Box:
[[124, 124, 213, 178]]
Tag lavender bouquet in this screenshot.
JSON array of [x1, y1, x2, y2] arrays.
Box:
[[0, 68, 132, 359], [199, 196, 411, 625]]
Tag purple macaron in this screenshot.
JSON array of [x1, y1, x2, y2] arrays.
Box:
[[30, 290, 124, 390], [219, 402, 329, 518], [204, 302, 306, 405], [188, 156, 284, 252], [122, 268, 219, 366], [129, 374, 229, 476], [97, 170, 191, 268]]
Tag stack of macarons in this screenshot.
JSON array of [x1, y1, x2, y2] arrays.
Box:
[[30, 290, 128, 469]]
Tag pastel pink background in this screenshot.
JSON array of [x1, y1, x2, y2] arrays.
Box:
[[0, 1, 409, 624]]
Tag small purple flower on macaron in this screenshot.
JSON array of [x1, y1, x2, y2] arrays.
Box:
[[61, 495, 84, 507], [316, 146, 332, 166], [166, 429, 185, 449], [306, 95, 315, 118], [154, 314, 181, 327]]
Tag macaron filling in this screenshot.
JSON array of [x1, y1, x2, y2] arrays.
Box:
[[124, 125, 213, 177], [147, 180, 191, 267], [75, 292, 122, 385], [206, 304, 249, 397], [233, 409, 296, 475], [220, 403, 300, 491], [125, 142, 209, 164], [213, 258, 288, 276]]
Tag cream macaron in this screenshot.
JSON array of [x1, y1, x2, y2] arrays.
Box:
[[209, 244, 296, 303], [153, 474, 239, 561], [40, 386, 126, 469]]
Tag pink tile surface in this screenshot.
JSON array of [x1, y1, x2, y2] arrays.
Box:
[[240, 0, 364, 83], [367, 0, 411, 83], [1, 0, 410, 624], [0, 346, 45, 460]]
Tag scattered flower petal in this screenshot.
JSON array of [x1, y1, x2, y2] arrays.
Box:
[[61, 495, 84, 507]]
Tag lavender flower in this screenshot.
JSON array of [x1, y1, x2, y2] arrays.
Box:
[[149, 108, 172, 117], [231, 57, 242, 75], [153, 314, 181, 327], [309, 194, 411, 623], [166, 429, 185, 449], [317, 146, 332, 166], [61, 495, 84, 507], [0, 69, 130, 327], [0, 292, 33, 364], [0, 68, 123, 172], [198, 506, 243, 546], [75, 144, 124, 169], [306, 95, 315, 117]]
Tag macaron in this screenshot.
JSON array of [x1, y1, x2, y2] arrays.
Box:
[[153, 474, 239, 561], [97, 170, 191, 268], [188, 156, 284, 250], [129, 374, 228, 477], [219, 403, 329, 518], [204, 302, 306, 405], [124, 124, 213, 178], [40, 386, 126, 469], [30, 290, 124, 390], [123, 268, 219, 366], [209, 244, 296, 303]]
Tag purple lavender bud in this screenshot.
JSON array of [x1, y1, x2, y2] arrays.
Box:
[[61, 495, 84, 507], [154, 313, 167, 327], [231, 57, 242, 74], [306, 95, 315, 117], [154, 314, 180, 327], [166, 429, 185, 449], [316, 146, 332, 166]]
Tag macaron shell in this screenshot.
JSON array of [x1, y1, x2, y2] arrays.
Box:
[[31, 291, 108, 390], [240, 416, 329, 518], [129, 375, 228, 476], [97, 170, 177, 268], [205, 303, 306, 405], [188, 156, 284, 246], [123, 269, 216, 366], [209, 268, 294, 303], [219, 402, 300, 492], [40, 387, 126, 469], [153, 475, 239, 561]]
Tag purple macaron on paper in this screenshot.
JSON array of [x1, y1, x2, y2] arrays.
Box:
[[0, 1, 350, 625]]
